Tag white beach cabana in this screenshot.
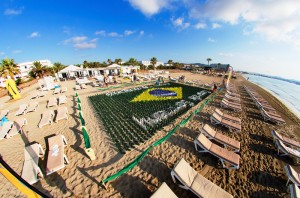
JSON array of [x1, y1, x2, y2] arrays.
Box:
[[58, 65, 84, 79]]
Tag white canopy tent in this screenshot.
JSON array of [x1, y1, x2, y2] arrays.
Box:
[[58, 65, 83, 79]]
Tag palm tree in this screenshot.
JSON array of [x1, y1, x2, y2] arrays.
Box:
[[114, 58, 122, 64], [150, 57, 157, 71], [31, 61, 47, 78], [0, 58, 20, 78], [52, 62, 65, 73], [207, 58, 212, 66], [128, 58, 138, 65], [167, 60, 173, 69], [107, 59, 112, 65]]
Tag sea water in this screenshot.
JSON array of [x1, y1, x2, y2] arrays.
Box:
[[243, 74, 300, 118]]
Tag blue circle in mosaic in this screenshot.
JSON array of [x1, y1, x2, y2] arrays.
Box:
[[149, 89, 177, 97]]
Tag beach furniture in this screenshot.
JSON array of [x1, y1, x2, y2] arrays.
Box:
[[275, 139, 300, 163], [92, 82, 100, 87], [27, 102, 39, 113], [46, 134, 69, 175], [0, 121, 13, 140], [8, 118, 27, 136], [194, 133, 240, 169], [81, 84, 87, 89], [30, 92, 39, 99], [53, 87, 61, 94], [21, 143, 44, 184], [151, 182, 178, 198], [0, 109, 9, 119], [214, 108, 241, 124], [226, 90, 240, 97], [60, 87, 67, 93], [39, 91, 46, 97], [224, 93, 240, 103], [47, 97, 57, 108], [289, 184, 300, 198], [75, 85, 81, 90], [261, 109, 285, 125], [200, 124, 240, 152], [58, 95, 67, 105], [210, 112, 241, 132], [272, 130, 300, 150], [38, 110, 54, 128], [285, 165, 300, 186], [15, 104, 28, 116], [220, 99, 242, 112], [55, 106, 68, 122], [171, 158, 233, 197]]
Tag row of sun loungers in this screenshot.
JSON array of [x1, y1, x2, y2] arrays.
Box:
[[210, 109, 242, 132], [221, 87, 242, 112], [38, 107, 68, 128], [0, 118, 27, 140], [47, 95, 67, 108], [15, 102, 39, 116], [244, 86, 286, 125], [21, 135, 69, 184], [75, 84, 87, 90]]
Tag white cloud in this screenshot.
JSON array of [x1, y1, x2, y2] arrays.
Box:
[[95, 30, 106, 36], [128, 0, 171, 16], [194, 22, 206, 29], [108, 32, 123, 37], [64, 36, 87, 44], [4, 8, 23, 16], [219, 52, 234, 57], [29, 32, 40, 38], [64, 36, 97, 50], [171, 17, 190, 30], [140, 30, 145, 36], [124, 30, 136, 36], [208, 37, 216, 42], [74, 42, 96, 50], [0, 52, 5, 56], [12, 50, 22, 54], [212, 23, 221, 29], [63, 26, 71, 35]]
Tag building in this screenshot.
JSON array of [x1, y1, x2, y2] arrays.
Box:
[[18, 60, 52, 78], [139, 60, 164, 67]]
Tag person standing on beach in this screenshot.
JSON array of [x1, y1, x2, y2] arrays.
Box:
[[213, 84, 218, 93]]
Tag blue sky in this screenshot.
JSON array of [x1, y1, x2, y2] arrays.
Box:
[[1, 0, 300, 80]]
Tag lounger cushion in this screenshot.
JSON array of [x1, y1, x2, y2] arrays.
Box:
[[173, 158, 198, 187], [273, 131, 300, 149], [290, 184, 300, 198], [22, 158, 40, 184], [286, 165, 300, 185], [214, 133, 240, 150], [151, 183, 178, 198], [279, 140, 300, 158]]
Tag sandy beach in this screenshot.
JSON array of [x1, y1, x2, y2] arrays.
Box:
[[1, 71, 300, 197]]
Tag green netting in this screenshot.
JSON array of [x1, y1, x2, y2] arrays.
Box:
[[75, 92, 78, 97], [152, 125, 179, 147], [180, 112, 195, 127], [82, 126, 91, 148], [79, 111, 85, 126], [77, 97, 81, 103], [78, 104, 82, 111]]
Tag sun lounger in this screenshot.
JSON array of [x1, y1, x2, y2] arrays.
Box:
[[224, 93, 240, 103], [0, 109, 9, 119], [285, 165, 300, 186], [27, 102, 39, 113], [21, 143, 44, 184], [53, 87, 61, 94], [8, 118, 27, 136], [15, 104, 28, 116], [92, 82, 100, 87], [0, 121, 13, 140], [46, 134, 69, 175], [58, 95, 67, 105], [151, 182, 178, 198], [261, 109, 285, 125], [47, 97, 57, 108], [226, 90, 240, 97], [38, 110, 54, 128], [81, 84, 87, 89], [210, 112, 241, 132], [289, 184, 300, 198], [39, 91, 46, 97], [214, 108, 241, 124], [272, 130, 300, 150], [220, 99, 242, 112], [30, 92, 39, 99], [200, 124, 240, 152], [75, 85, 81, 90], [60, 87, 67, 93], [171, 158, 233, 197], [275, 139, 300, 163], [194, 133, 240, 169], [55, 106, 68, 122]]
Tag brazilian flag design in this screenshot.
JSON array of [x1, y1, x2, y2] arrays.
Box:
[[131, 87, 182, 102]]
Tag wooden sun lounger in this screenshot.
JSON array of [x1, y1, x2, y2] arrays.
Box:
[[60, 87, 67, 93], [21, 143, 44, 184], [221, 99, 242, 112], [58, 95, 67, 105], [46, 135, 69, 175], [38, 110, 54, 128], [75, 85, 81, 90], [15, 104, 28, 116], [285, 165, 300, 186], [8, 118, 27, 137], [194, 133, 240, 169], [272, 130, 300, 149], [214, 108, 241, 124], [200, 124, 240, 152], [27, 102, 39, 113], [261, 109, 285, 125], [224, 93, 240, 103], [275, 139, 300, 163], [151, 182, 178, 198], [226, 90, 240, 97], [55, 106, 68, 122], [210, 112, 241, 132], [53, 87, 61, 94], [289, 184, 300, 198], [171, 158, 233, 197], [47, 97, 57, 108], [0, 121, 13, 140]]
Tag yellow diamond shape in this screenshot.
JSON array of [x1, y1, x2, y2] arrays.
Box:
[[131, 87, 182, 102]]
